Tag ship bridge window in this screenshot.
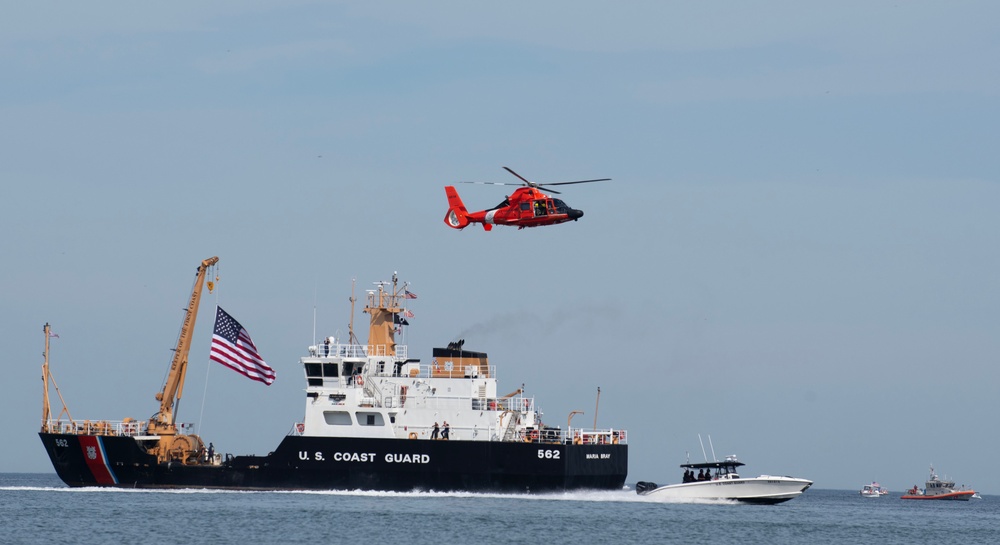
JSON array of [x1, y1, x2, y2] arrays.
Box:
[[323, 363, 339, 377], [356, 412, 385, 426], [323, 411, 352, 425], [304, 363, 323, 387]]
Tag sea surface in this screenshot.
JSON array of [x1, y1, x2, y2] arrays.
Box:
[[2, 473, 997, 545]]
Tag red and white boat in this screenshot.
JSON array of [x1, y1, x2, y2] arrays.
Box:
[[860, 482, 888, 498], [901, 466, 975, 501]]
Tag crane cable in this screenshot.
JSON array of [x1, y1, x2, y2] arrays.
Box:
[[197, 262, 220, 439]]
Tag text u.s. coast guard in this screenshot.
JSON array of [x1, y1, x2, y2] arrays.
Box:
[[299, 451, 430, 463]]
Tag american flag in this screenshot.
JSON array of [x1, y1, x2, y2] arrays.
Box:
[[404, 309, 414, 318], [404, 290, 417, 299], [210, 307, 275, 385]]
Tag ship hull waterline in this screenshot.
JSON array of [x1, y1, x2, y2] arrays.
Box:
[[900, 491, 975, 501], [40, 433, 627, 492]]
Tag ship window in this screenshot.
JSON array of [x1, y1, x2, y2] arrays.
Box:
[[323, 411, 352, 425], [322, 363, 339, 377], [304, 363, 321, 377], [308, 378, 323, 387], [356, 412, 385, 426]]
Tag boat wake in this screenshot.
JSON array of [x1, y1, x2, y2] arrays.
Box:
[[279, 487, 644, 503], [632, 494, 739, 505], [0, 485, 267, 494], [1, 485, 735, 504]]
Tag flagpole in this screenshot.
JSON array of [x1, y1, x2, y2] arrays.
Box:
[[593, 387, 601, 430]]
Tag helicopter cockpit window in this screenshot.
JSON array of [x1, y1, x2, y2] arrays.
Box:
[[552, 199, 570, 214], [534, 200, 547, 216], [520, 202, 530, 211]]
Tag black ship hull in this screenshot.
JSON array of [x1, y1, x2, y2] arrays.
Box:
[[39, 433, 627, 492]]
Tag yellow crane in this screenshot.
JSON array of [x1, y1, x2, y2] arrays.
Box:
[[145, 256, 219, 464]]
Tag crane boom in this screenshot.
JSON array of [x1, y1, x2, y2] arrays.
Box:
[[147, 256, 218, 439]]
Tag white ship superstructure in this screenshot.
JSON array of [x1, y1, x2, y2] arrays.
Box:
[[296, 274, 618, 447], [300, 335, 542, 443]]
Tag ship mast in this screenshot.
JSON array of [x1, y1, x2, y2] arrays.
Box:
[[40, 323, 74, 433], [146, 256, 218, 462], [348, 278, 360, 346], [363, 272, 404, 356], [41, 324, 51, 430]]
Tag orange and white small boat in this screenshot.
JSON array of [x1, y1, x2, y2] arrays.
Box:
[[901, 466, 975, 501]]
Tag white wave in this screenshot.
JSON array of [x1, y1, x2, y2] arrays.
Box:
[[0, 486, 260, 495], [2, 485, 734, 504]]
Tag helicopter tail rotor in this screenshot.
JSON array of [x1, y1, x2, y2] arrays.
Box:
[[443, 186, 471, 229]]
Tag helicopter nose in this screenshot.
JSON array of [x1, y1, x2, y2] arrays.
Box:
[[568, 209, 584, 220]]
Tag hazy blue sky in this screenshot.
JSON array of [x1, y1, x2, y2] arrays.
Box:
[[4, 2, 998, 493]]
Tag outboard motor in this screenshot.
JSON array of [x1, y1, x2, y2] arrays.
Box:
[[635, 481, 659, 495]]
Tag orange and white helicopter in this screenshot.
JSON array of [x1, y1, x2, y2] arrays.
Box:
[[443, 167, 610, 231]]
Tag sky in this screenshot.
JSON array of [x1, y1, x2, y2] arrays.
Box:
[[3, 1, 998, 493]]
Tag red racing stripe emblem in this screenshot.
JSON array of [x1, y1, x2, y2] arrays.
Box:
[[78, 436, 118, 485]]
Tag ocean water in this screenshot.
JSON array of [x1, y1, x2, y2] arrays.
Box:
[[2, 473, 997, 545]]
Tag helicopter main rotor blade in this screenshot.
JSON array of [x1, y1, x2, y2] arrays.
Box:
[[464, 168, 610, 195], [502, 167, 535, 187], [539, 178, 612, 186]]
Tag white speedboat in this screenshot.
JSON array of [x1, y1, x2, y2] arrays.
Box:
[[635, 455, 812, 504], [860, 482, 888, 498]]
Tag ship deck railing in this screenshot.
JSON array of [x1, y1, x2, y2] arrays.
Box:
[[348, 361, 497, 382], [383, 361, 495, 380], [569, 428, 628, 445], [390, 422, 627, 444], [41, 418, 196, 438], [372, 391, 532, 413], [309, 342, 408, 359]]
